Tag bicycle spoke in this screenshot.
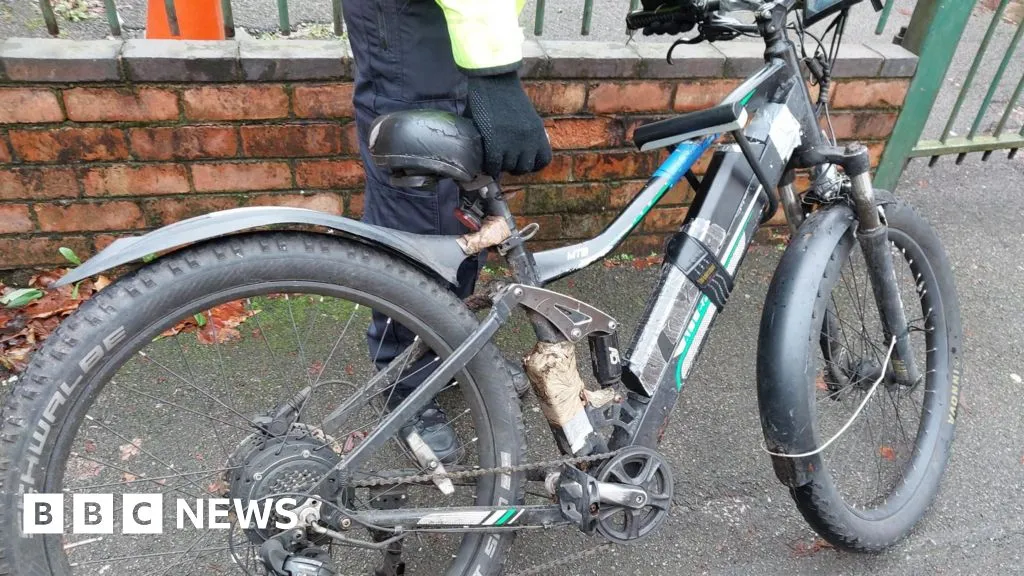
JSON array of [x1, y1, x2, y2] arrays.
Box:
[[65, 452, 202, 499], [55, 288, 484, 574], [136, 350, 254, 429], [286, 294, 315, 392], [80, 416, 212, 497], [69, 546, 232, 567], [110, 381, 254, 435]]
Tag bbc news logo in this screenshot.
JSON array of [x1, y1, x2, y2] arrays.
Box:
[[22, 494, 305, 534]]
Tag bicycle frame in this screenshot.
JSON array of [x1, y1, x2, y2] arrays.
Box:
[[324, 0, 919, 534]]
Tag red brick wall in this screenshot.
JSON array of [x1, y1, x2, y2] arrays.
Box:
[[0, 38, 915, 269]]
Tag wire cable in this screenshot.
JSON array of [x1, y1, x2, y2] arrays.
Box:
[[762, 336, 896, 459]]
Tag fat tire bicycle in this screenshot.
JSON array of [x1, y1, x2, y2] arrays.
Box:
[[0, 0, 962, 574]]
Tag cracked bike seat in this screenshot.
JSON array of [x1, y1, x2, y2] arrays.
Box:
[[369, 109, 484, 185]]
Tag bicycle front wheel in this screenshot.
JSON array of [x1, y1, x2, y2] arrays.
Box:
[[758, 195, 963, 551]]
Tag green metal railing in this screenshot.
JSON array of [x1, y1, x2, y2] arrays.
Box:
[[874, 0, 1024, 189], [35, 0, 346, 37], [38, 0, 605, 38]]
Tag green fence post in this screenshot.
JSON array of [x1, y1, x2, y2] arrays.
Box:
[[277, 0, 290, 35], [102, 0, 121, 36], [937, 0, 1008, 143], [873, 0, 976, 191], [534, 0, 546, 35], [38, 0, 59, 35], [967, 18, 1024, 140], [874, 0, 896, 35], [581, 0, 593, 35], [332, 0, 344, 36], [221, 0, 235, 37], [163, 0, 180, 36]]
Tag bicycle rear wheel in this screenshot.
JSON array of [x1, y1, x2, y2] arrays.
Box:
[[0, 232, 525, 576]]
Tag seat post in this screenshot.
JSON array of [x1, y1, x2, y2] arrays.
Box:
[[476, 181, 562, 343]]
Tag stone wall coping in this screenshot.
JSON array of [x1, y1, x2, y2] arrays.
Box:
[[0, 37, 917, 83]]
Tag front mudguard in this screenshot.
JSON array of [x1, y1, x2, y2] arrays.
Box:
[[55, 206, 470, 287], [755, 202, 857, 488]]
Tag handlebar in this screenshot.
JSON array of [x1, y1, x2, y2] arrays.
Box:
[[626, 0, 762, 41], [625, 0, 794, 34]]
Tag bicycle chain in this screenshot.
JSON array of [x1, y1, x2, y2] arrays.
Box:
[[347, 448, 622, 576], [349, 448, 623, 487]]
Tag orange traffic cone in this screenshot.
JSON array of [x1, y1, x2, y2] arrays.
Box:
[[146, 0, 225, 40]]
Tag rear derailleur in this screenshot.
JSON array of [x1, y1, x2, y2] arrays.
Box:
[[556, 446, 674, 543]]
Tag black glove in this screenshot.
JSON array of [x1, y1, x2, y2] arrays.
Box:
[[643, 17, 696, 35], [467, 72, 552, 178]]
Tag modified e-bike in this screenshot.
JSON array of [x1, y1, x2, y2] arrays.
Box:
[[0, 0, 961, 574]]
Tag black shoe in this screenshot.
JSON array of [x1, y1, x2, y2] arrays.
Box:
[[506, 358, 531, 398], [400, 401, 461, 465]]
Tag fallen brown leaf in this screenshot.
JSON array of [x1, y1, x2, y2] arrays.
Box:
[[207, 477, 229, 495], [1, 272, 108, 373], [789, 537, 834, 557], [119, 439, 142, 461], [879, 445, 896, 461], [67, 458, 103, 481], [29, 269, 67, 289], [164, 301, 257, 344]]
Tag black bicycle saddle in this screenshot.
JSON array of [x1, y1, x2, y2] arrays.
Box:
[[368, 110, 484, 185]]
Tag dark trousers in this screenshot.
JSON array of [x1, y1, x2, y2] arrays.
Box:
[[342, 0, 483, 403]]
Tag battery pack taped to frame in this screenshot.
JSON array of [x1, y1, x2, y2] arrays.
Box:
[[665, 232, 734, 310]]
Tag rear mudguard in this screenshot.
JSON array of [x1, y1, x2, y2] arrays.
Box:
[[756, 202, 857, 488], [54, 206, 470, 288]]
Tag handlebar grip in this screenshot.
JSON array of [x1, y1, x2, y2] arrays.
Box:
[[625, 8, 685, 30]]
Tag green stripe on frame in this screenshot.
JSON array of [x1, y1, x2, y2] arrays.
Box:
[[495, 509, 517, 526]]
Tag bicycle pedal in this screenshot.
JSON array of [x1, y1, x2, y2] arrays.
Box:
[[555, 447, 673, 542], [404, 430, 455, 495]]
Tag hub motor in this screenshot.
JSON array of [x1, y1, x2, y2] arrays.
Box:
[[226, 423, 342, 543]]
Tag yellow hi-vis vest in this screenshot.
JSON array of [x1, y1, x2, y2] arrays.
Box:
[[435, 0, 527, 74]]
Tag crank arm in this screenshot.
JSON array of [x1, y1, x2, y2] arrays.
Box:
[[314, 286, 521, 492], [351, 504, 568, 532]]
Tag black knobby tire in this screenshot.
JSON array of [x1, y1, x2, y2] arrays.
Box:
[[758, 195, 963, 551], [0, 232, 526, 576]]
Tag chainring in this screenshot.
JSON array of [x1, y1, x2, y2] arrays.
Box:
[[594, 446, 673, 544]]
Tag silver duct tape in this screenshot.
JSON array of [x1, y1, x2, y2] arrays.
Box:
[[627, 218, 728, 394]]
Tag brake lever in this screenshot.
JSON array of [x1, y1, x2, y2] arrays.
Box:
[[667, 37, 705, 64]]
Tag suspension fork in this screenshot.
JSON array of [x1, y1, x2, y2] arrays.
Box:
[[844, 145, 923, 386]]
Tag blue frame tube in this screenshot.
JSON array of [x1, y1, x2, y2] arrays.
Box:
[[532, 135, 717, 284]]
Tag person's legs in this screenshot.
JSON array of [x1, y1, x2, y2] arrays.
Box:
[[342, 0, 482, 459]]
